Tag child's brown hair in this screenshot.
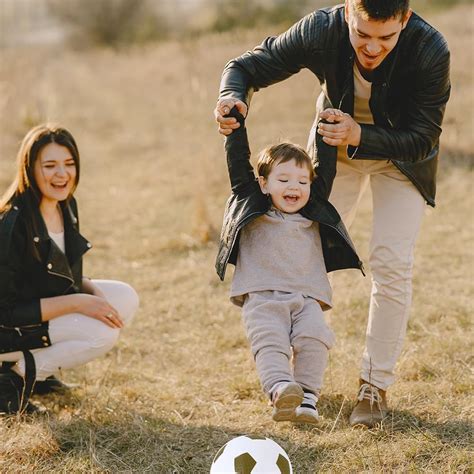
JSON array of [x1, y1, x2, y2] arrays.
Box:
[[257, 142, 315, 181]]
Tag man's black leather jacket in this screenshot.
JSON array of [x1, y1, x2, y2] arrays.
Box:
[[215, 109, 363, 280], [219, 5, 450, 206], [0, 195, 91, 352]]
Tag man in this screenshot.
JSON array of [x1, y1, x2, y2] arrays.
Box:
[[214, 0, 450, 427]]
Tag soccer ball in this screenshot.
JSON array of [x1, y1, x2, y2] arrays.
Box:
[[210, 435, 293, 474]]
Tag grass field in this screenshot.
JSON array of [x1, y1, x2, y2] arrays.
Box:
[[0, 3, 473, 472]]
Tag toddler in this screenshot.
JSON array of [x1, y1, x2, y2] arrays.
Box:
[[216, 108, 362, 423]]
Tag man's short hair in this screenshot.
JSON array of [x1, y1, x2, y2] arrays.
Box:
[[348, 0, 410, 21], [257, 142, 315, 181]]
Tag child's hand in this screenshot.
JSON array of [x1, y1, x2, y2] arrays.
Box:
[[319, 108, 346, 123], [318, 108, 361, 147], [214, 99, 248, 136]]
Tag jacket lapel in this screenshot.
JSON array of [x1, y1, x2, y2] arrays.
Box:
[[62, 201, 91, 267]]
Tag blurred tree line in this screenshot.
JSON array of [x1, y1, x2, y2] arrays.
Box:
[[46, 0, 466, 48]]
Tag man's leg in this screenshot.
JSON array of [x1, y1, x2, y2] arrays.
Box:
[[350, 165, 425, 427], [329, 156, 369, 228], [362, 168, 425, 389]]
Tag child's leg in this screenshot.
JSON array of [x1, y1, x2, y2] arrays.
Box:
[[291, 296, 335, 396], [242, 291, 295, 396]]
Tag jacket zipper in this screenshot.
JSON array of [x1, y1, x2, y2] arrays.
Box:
[[47, 269, 75, 294]]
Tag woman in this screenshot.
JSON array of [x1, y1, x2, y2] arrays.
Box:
[[0, 124, 139, 414]]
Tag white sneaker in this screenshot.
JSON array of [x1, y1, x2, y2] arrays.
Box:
[[294, 391, 319, 424], [271, 382, 304, 422]]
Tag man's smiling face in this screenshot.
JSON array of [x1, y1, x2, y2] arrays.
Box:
[[345, 1, 411, 76]]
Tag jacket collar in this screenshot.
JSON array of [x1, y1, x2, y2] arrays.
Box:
[[22, 197, 92, 269]]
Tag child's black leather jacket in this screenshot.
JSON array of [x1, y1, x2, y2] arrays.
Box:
[[215, 109, 363, 280]]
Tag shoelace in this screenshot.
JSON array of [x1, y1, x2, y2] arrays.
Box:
[[357, 383, 382, 406]]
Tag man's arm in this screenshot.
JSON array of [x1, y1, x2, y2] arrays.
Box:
[[317, 41, 451, 163], [215, 10, 327, 135]]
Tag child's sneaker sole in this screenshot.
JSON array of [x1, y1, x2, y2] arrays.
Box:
[[272, 383, 304, 422]]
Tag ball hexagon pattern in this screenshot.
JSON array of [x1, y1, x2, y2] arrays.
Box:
[[210, 435, 293, 474]]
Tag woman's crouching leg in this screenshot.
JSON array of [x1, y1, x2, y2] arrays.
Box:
[[17, 314, 123, 380], [12, 281, 138, 380], [91, 279, 139, 325]]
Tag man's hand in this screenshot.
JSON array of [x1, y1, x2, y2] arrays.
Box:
[[214, 98, 248, 136], [318, 108, 361, 147]]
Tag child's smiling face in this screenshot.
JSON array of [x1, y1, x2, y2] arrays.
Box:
[[258, 158, 312, 213]]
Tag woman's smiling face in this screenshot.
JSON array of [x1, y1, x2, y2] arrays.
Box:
[[34, 142, 77, 205]]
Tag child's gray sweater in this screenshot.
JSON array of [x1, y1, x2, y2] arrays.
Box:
[[230, 209, 332, 309]]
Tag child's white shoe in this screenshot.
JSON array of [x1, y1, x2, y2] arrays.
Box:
[[294, 405, 319, 424], [271, 382, 304, 422], [293, 390, 319, 424]]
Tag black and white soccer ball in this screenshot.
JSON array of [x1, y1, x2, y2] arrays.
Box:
[[210, 435, 293, 474]]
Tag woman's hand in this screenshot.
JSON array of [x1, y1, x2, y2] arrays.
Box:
[[41, 292, 123, 328], [72, 294, 123, 329]]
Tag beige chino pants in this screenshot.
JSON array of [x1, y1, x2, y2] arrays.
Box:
[[330, 155, 425, 390]]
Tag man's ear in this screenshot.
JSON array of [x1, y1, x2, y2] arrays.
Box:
[[258, 176, 268, 194], [344, 0, 350, 23], [401, 9, 412, 29]]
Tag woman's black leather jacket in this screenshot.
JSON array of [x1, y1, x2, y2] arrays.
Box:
[[0, 195, 91, 352], [219, 5, 450, 206], [215, 110, 363, 280]]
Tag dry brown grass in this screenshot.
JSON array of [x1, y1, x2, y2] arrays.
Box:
[[0, 4, 473, 472]]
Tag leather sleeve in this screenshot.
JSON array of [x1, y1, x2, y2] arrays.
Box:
[[0, 216, 42, 328], [311, 120, 338, 200], [224, 107, 257, 194], [219, 11, 326, 105], [348, 33, 451, 163]]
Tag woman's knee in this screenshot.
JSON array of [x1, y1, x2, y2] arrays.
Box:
[[88, 324, 120, 353], [93, 280, 139, 325]]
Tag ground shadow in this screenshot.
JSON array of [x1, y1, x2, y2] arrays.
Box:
[[43, 411, 330, 472], [12, 390, 471, 472], [383, 409, 473, 448]]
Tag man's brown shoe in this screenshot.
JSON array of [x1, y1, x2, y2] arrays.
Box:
[[349, 380, 388, 428]]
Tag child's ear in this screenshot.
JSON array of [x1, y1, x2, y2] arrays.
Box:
[[258, 176, 268, 194]]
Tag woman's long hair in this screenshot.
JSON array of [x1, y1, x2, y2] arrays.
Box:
[[0, 124, 81, 260]]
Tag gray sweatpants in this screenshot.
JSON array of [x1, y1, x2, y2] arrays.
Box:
[[242, 291, 335, 396]]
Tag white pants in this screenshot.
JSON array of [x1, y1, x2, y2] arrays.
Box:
[[0, 280, 139, 381], [330, 156, 425, 390]]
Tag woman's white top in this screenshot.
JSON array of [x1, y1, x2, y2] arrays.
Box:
[[49, 231, 66, 253]]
